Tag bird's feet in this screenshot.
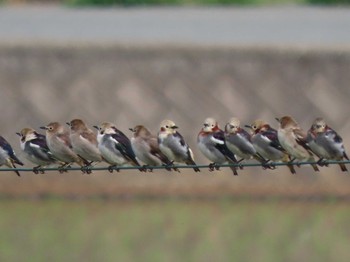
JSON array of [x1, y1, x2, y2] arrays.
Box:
[[209, 163, 220, 171], [317, 158, 329, 167], [81, 165, 92, 174], [33, 166, 45, 174], [58, 164, 70, 174], [108, 165, 120, 173], [262, 160, 276, 170]]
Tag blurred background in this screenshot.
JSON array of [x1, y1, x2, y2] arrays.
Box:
[[1, 0, 350, 261]]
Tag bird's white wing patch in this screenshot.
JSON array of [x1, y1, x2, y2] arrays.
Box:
[[29, 142, 41, 149], [210, 136, 224, 145], [108, 136, 120, 145]]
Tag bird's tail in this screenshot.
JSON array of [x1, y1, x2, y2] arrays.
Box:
[[186, 159, 200, 172], [6, 160, 20, 177], [338, 163, 348, 172], [229, 165, 238, 176], [282, 154, 296, 174], [12, 155, 23, 166], [286, 164, 296, 174]]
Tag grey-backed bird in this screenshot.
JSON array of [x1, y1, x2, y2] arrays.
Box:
[[307, 117, 349, 172], [17, 128, 58, 173], [246, 119, 296, 174], [158, 120, 200, 172], [0, 135, 23, 177], [197, 117, 238, 175], [224, 117, 268, 166], [94, 122, 142, 171]]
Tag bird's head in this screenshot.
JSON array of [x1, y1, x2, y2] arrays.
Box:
[[225, 117, 240, 134], [159, 120, 178, 134]]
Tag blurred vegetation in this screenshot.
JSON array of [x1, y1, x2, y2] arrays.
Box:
[[64, 0, 349, 5], [1, 199, 350, 261], [1, 0, 349, 5]]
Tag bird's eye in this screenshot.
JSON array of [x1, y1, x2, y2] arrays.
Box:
[[49, 127, 53, 130], [165, 125, 169, 128], [211, 124, 214, 127], [253, 125, 256, 129]]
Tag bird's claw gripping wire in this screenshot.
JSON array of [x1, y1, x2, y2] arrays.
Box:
[[317, 158, 329, 167], [208, 163, 220, 171], [108, 165, 120, 173], [33, 166, 45, 174], [81, 165, 92, 174]]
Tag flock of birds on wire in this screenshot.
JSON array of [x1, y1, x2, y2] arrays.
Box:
[[0, 115, 348, 177]]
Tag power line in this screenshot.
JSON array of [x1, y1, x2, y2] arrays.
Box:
[[0, 160, 349, 173]]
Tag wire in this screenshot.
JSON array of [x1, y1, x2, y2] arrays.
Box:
[[0, 160, 349, 172]]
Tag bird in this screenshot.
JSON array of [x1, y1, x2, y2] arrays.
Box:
[[158, 119, 200, 172], [129, 125, 176, 171], [307, 117, 349, 172], [0, 135, 23, 177], [40, 122, 88, 171], [197, 118, 239, 175], [245, 119, 296, 174], [67, 119, 103, 165], [276, 116, 319, 172], [94, 122, 143, 172], [224, 117, 270, 167], [16, 127, 58, 173]]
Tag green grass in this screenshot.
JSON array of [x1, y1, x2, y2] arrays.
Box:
[[1, 199, 350, 262]]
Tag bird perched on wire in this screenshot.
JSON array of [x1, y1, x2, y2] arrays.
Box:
[[158, 119, 200, 172], [224, 117, 271, 168], [276, 116, 319, 172], [16, 127, 59, 174], [246, 119, 296, 174], [307, 117, 349, 172], [129, 125, 176, 172], [40, 122, 88, 172], [94, 122, 143, 172], [0, 135, 23, 177], [67, 119, 103, 166], [197, 117, 239, 175]]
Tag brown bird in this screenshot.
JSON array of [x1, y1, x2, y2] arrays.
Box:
[[276, 116, 319, 172], [40, 122, 88, 171], [129, 125, 176, 171], [67, 119, 103, 165]]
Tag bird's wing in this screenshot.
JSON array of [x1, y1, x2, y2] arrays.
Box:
[[0, 136, 23, 165], [57, 133, 73, 148], [28, 138, 56, 161], [148, 137, 171, 164], [111, 130, 139, 165], [262, 129, 286, 152], [212, 130, 237, 163], [80, 130, 98, 145], [293, 128, 313, 151]]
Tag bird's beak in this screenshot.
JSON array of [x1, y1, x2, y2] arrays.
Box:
[[15, 132, 21, 137], [129, 128, 135, 132], [39, 126, 47, 130], [244, 125, 252, 129], [171, 125, 178, 129], [93, 125, 99, 130], [66, 122, 71, 126], [203, 123, 209, 127], [275, 118, 280, 123]]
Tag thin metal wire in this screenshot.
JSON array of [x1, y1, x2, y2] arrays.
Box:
[[0, 160, 349, 172]]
